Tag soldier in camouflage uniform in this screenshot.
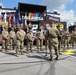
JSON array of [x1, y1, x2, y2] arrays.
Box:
[[27, 30, 34, 53], [62, 28, 70, 49], [10, 27, 16, 50], [43, 24, 50, 56], [28, 22, 32, 30], [71, 27, 76, 48], [2, 26, 9, 53], [56, 25, 62, 54], [16, 27, 26, 57], [36, 29, 44, 52], [46, 22, 60, 61], [21, 28, 26, 48]]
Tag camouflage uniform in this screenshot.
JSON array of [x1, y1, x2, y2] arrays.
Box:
[[46, 22, 60, 60], [21, 29, 26, 48], [16, 27, 26, 57], [10, 28, 16, 50], [36, 30, 44, 52], [43, 27, 49, 56], [28, 22, 32, 30], [56, 25, 62, 54], [71, 29, 76, 48], [27, 30, 34, 53], [2, 27, 9, 53], [62, 30, 70, 49]]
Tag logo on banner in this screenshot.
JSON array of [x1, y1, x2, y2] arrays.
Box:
[[49, 16, 60, 22]]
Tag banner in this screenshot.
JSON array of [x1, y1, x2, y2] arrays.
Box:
[[8, 13, 12, 25], [17, 12, 21, 26], [54, 23, 64, 29]]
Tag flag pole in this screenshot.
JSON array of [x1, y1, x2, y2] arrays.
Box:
[[25, 12, 27, 25]]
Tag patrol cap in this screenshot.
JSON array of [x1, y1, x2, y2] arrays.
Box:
[[56, 25, 60, 28], [18, 26, 22, 29], [11, 27, 14, 30], [50, 22, 54, 24], [4, 26, 8, 29], [11, 26, 14, 28], [29, 29, 32, 32]]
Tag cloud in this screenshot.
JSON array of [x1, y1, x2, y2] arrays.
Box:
[[56, 4, 76, 27], [0, 3, 4, 8], [41, 0, 74, 9], [58, 4, 66, 10], [60, 10, 76, 22], [41, 0, 76, 27]]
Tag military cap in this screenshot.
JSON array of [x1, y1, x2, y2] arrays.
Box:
[[18, 26, 21, 29], [56, 25, 60, 28], [29, 29, 32, 32], [11, 27, 14, 29], [50, 22, 54, 24], [4, 26, 8, 29]]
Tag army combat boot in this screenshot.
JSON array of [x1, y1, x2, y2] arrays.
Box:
[[49, 57, 54, 61], [37, 48, 40, 52], [21, 51, 24, 55], [40, 47, 42, 51], [2, 49, 5, 53], [5, 50, 9, 52], [55, 57, 59, 60], [30, 49, 33, 53], [15, 53, 19, 57]]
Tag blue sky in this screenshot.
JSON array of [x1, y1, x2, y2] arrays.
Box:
[[66, 0, 76, 11], [0, 0, 76, 26], [0, 0, 75, 11], [0, 0, 42, 8]]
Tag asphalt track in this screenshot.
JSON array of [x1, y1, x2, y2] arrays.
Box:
[[0, 46, 76, 75]]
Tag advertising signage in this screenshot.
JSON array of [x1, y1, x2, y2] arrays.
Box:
[[49, 16, 60, 22]]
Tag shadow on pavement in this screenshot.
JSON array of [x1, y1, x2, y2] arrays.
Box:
[[27, 55, 49, 61], [59, 56, 70, 60], [5, 52, 15, 56]]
